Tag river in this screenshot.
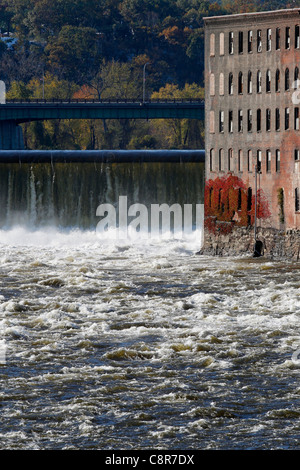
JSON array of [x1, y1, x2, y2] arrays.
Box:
[[0, 160, 299, 450]]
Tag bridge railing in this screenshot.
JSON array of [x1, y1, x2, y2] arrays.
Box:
[[5, 98, 204, 105]]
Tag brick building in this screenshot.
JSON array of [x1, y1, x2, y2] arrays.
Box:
[[204, 8, 300, 234]]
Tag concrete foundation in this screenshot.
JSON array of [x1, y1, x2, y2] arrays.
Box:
[[199, 226, 300, 260], [0, 121, 24, 150]]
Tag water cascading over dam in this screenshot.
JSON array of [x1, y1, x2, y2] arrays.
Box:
[[0, 151, 204, 231]]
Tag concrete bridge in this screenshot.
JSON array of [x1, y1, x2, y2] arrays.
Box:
[[0, 99, 205, 150]]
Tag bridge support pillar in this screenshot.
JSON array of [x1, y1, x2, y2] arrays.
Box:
[[0, 120, 24, 150]]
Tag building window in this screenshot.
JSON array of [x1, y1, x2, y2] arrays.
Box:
[[210, 73, 215, 96], [296, 25, 300, 49], [248, 109, 253, 132], [285, 68, 290, 91], [295, 107, 299, 130], [248, 30, 253, 52], [228, 148, 233, 171], [210, 148, 215, 171], [209, 110, 215, 133], [238, 72, 243, 94], [238, 149, 243, 172], [295, 149, 300, 161], [275, 69, 280, 92], [257, 29, 262, 52], [248, 71, 252, 93], [219, 73, 224, 95], [228, 110, 233, 132], [266, 69, 271, 92], [247, 187, 252, 211], [266, 149, 271, 172], [276, 149, 280, 172], [267, 28, 272, 51], [257, 109, 261, 132], [296, 188, 300, 212], [257, 70, 262, 93], [219, 32, 225, 55], [266, 108, 271, 131], [210, 33, 215, 56], [228, 72, 233, 95], [238, 31, 243, 53], [257, 150, 262, 172], [219, 111, 224, 133], [285, 107, 290, 130], [247, 150, 252, 172], [276, 108, 280, 130], [229, 32, 234, 54], [276, 28, 280, 50], [294, 67, 299, 89], [238, 109, 243, 132], [219, 149, 223, 171], [285, 27, 290, 49]]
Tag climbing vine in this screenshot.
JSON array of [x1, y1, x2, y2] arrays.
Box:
[[204, 174, 271, 235]]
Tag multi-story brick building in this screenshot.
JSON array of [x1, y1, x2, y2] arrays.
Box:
[[204, 8, 300, 238]]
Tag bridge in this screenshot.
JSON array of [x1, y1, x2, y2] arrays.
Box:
[[0, 99, 205, 150]]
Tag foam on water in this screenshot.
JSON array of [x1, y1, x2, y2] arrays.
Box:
[[0, 225, 299, 449]]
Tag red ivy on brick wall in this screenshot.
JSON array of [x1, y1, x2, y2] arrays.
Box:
[[204, 174, 271, 235]]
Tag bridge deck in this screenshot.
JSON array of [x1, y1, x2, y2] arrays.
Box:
[[0, 99, 205, 122]]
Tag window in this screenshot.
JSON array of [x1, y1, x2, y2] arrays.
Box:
[[296, 188, 300, 212], [267, 28, 272, 51], [219, 111, 224, 132], [296, 25, 300, 49], [237, 188, 242, 210], [247, 150, 252, 172], [248, 30, 253, 52], [247, 187, 252, 211], [294, 190, 300, 218], [210, 73, 215, 96], [209, 110, 215, 133], [228, 148, 233, 171], [295, 107, 299, 130], [257, 150, 262, 172], [219, 73, 224, 95], [219, 149, 223, 171], [248, 71, 252, 93], [219, 32, 225, 55], [285, 68, 290, 91], [257, 109, 261, 132], [228, 110, 233, 132], [276, 28, 280, 50], [266, 149, 271, 172], [238, 31, 243, 53], [266, 108, 271, 131], [294, 67, 299, 89], [257, 30, 262, 52], [257, 70, 262, 93], [266, 69, 271, 92], [275, 69, 280, 92], [229, 32, 234, 54], [276, 149, 280, 172], [210, 33, 215, 56], [238, 149, 243, 172], [285, 27, 290, 49], [228, 72, 233, 95], [285, 107, 290, 130], [238, 72, 243, 94], [238, 109, 243, 132], [248, 109, 253, 132], [295, 149, 300, 161], [276, 108, 280, 130], [210, 149, 215, 171]]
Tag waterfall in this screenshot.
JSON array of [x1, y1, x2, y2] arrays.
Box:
[[0, 160, 204, 231]]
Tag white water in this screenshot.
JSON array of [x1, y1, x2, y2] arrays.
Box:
[[0, 226, 300, 450]]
